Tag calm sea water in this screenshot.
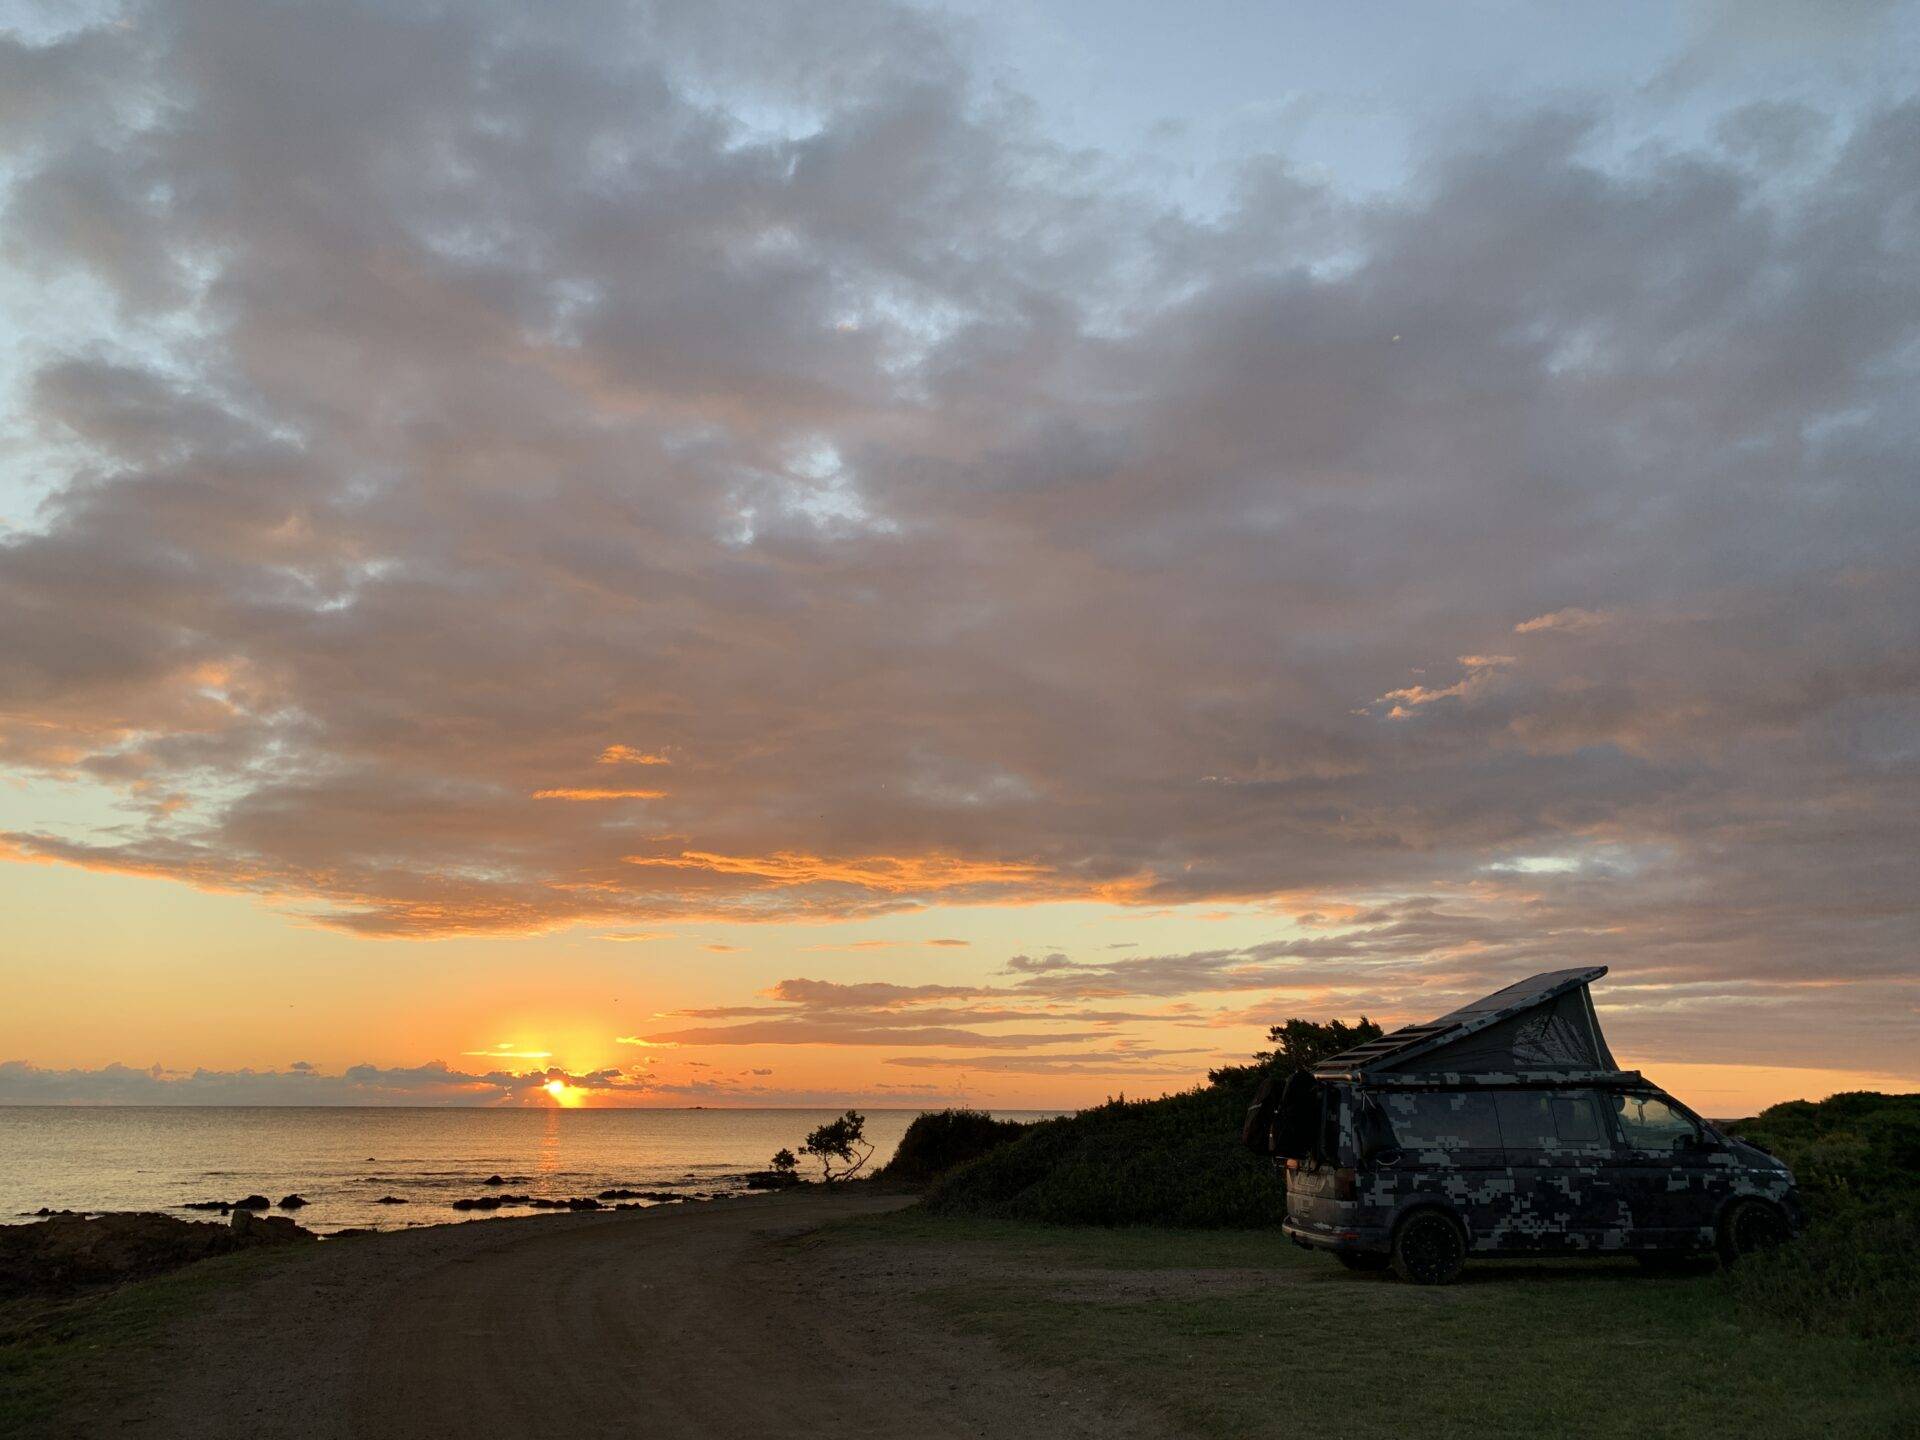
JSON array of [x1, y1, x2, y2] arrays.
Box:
[[0, 1107, 1060, 1234]]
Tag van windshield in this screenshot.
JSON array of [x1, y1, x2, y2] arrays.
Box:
[[1612, 1094, 1698, 1154]]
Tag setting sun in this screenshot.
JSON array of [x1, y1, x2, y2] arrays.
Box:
[[543, 1079, 579, 1106]]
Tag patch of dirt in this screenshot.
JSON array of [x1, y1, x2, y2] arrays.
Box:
[[63, 1191, 1176, 1440]]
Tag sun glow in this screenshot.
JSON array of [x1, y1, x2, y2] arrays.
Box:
[[543, 1078, 580, 1106]]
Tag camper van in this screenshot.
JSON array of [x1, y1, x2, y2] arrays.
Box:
[[1248, 968, 1802, 1284]]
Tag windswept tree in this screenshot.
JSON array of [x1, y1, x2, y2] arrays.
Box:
[[1210, 1016, 1384, 1089], [801, 1110, 874, 1183]]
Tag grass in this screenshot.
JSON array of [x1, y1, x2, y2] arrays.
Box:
[[0, 1244, 329, 1440], [823, 1209, 1920, 1440]]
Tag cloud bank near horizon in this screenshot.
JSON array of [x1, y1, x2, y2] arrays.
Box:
[[0, 1056, 966, 1108], [0, 0, 1916, 1076]]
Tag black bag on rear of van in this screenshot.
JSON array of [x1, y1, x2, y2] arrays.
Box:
[[1242, 1073, 1283, 1153]]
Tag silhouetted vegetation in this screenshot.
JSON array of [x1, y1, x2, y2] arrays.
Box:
[[801, 1110, 875, 1182], [1722, 1092, 1920, 1348], [878, 1109, 1030, 1188], [1205, 1016, 1383, 1089], [927, 1018, 1373, 1227]]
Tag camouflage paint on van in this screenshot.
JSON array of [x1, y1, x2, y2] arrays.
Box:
[[1273, 967, 1803, 1264]]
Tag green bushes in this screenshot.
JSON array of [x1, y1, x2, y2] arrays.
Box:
[[925, 1079, 1290, 1228], [1721, 1092, 1920, 1350], [879, 1109, 1030, 1188], [1725, 1092, 1920, 1206], [923, 1018, 1377, 1228], [1721, 1192, 1920, 1348]]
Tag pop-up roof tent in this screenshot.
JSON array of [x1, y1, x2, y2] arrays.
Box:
[[1310, 967, 1636, 1084]]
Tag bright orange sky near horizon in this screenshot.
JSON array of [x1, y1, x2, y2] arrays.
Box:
[[2, 856, 1913, 1117]]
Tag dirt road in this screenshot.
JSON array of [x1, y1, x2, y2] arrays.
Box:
[[108, 1190, 1154, 1440]]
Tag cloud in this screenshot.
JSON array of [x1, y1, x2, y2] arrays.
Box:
[[0, 0, 1914, 1074], [1515, 608, 1611, 635], [533, 788, 667, 801], [0, 1056, 972, 1108], [598, 746, 669, 766]]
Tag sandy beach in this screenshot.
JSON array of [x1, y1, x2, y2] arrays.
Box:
[[64, 1190, 1148, 1440]]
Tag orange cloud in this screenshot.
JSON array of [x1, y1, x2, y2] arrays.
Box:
[[532, 787, 666, 800], [598, 745, 670, 766], [624, 850, 1051, 893]]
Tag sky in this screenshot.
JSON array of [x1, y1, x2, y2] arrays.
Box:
[[1, 0, 1916, 1115]]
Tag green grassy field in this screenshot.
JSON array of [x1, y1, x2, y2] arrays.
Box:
[[823, 1209, 1920, 1440], [0, 1245, 326, 1440]]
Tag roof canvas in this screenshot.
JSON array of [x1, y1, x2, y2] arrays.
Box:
[[1313, 967, 1626, 1080]]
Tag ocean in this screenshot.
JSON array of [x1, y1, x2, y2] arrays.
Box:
[[0, 1106, 1062, 1233]]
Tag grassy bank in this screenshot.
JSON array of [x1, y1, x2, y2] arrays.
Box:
[[818, 1209, 1919, 1440], [0, 1244, 326, 1439]]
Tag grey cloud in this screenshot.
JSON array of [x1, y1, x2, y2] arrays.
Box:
[[0, 1, 1915, 1071]]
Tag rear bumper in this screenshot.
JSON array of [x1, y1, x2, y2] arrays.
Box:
[[1282, 1217, 1392, 1255]]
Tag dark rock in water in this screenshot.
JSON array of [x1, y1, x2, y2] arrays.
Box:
[[329, 1228, 376, 1238], [373, 1195, 408, 1205], [596, 1188, 687, 1202], [451, 1195, 504, 1212], [232, 1195, 271, 1211], [278, 1194, 308, 1210], [482, 1174, 506, 1186], [182, 1200, 231, 1212], [741, 1170, 804, 1191], [1, 1211, 316, 1297], [229, 1210, 306, 1242]]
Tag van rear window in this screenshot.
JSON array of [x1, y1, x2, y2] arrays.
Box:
[[1379, 1092, 1501, 1152]]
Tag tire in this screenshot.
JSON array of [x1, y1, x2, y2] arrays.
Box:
[[1392, 1211, 1467, 1285], [1718, 1199, 1789, 1266], [1335, 1251, 1390, 1272]]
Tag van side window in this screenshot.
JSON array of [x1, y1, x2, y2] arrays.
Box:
[[1495, 1091, 1613, 1157], [1380, 1092, 1501, 1153], [1551, 1093, 1606, 1145], [1612, 1094, 1698, 1154], [1494, 1092, 1556, 1151]]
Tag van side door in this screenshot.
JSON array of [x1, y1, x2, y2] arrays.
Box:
[[1492, 1090, 1624, 1252], [1374, 1089, 1507, 1249]]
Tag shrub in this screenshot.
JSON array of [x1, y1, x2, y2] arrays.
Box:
[[879, 1109, 1030, 1188], [926, 1080, 1290, 1228], [1720, 1092, 1920, 1350], [1725, 1091, 1920, 1206], [926, 1017, 1371, 1228], [1720, 1191, 1920, 1348]]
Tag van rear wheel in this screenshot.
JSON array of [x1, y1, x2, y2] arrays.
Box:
[[1392, 1212, 1466, 1285], [1335, 1251, 1389, 1272], [1718, 1199, 1789, 1266]]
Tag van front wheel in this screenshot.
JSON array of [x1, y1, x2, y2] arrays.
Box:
[[1718, 1200, 1789, 1266], [1392, 1212, 1466, 1285]]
